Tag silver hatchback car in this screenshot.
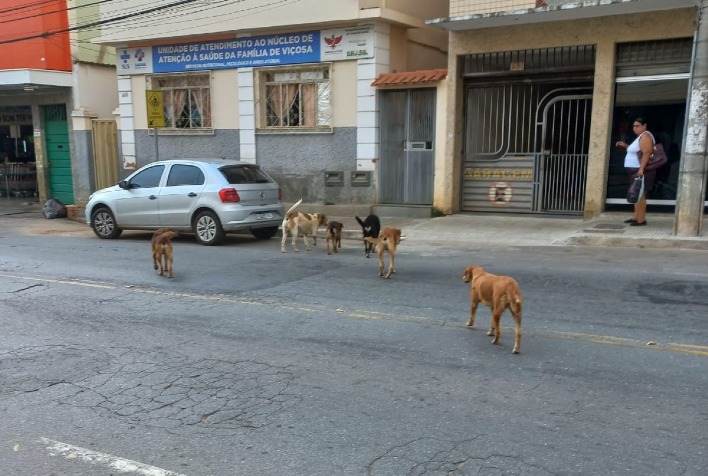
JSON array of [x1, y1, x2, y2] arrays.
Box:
[[85, 159, 284, 245]]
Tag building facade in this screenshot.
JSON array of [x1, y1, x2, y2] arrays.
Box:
[[0, 0, 118, 207], [93, 0, 449, 207], [429, 0, 706, 235]]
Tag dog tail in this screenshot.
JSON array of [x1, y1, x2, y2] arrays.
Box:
[[355, 215, 365, 227], [285, 198, 303, 216]]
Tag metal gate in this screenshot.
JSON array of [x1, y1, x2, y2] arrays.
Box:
[[537, 94, 592, 213], [92, 119, 119, 190], [462, 83, 592, 214], [379, 88, 435, 205]]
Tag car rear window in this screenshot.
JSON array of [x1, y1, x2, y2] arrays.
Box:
[[220, 165, 273, 184]]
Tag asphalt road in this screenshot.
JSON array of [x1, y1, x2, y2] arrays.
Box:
[[0, 227, 707, 475]]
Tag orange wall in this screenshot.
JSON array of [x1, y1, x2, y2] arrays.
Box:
[[0, 0, 71, 71]]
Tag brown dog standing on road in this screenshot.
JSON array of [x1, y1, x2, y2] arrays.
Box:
[[462, 266, 523, 353], [363, 227, 401, 279], [152, 228, 179, 278], [326, 221, 343, 254]]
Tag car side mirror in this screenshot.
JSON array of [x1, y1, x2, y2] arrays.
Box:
[[119, 180, 130, 189]]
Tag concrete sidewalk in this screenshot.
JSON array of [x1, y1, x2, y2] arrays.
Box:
[[1, 197, 706, 250]]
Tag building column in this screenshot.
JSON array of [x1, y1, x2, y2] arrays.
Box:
[[238, 67, 256, 164], [356, 22, 390, 174], [675, 2, 708, 237], [117, 75, 137, 171]]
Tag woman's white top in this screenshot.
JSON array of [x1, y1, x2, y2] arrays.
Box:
[[624, 131, 654, 168]]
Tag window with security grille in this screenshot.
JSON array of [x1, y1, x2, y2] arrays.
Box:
[[258, 66, 331, 130], [149, 74, 212, 130]]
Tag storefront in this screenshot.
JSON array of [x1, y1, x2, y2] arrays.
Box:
[[432, 4, 702, 224], [0, 106, 37, 197]]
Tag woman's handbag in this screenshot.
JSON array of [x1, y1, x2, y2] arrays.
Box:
[[627, 175, 645, 204], [645, 143, 668, 171]]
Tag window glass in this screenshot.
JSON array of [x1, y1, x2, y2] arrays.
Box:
[[259, 66, 331, 130], [149, 74, 211, 130], [220, 165, 272, 184], [130, 165, 164, 188], [166, 164, 205, 186]]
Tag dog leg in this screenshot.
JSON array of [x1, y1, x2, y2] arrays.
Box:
[[153, 251, 159, 271], [167, 255, 173, 279], [511, 309, 521, 354], [158, 253, 165, 276], [280, 227, 288, 253], [385, 248, 395, 279], [302, 232, 310, 251], [490, 307, 503, 345], [466, 295, 479, 327], [377, 247, 385, 277], [326, 237, 331, 255], [291, 229, 300, 252]]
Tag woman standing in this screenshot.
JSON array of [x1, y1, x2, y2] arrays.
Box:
[[615, 117, 655, 226]]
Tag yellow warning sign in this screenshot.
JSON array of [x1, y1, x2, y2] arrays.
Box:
[[146, 90, 165, 128]]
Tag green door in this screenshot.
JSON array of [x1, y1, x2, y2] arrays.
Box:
[[43, 104, 74, 204]]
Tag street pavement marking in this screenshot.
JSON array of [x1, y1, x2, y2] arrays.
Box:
[[3, 273, 706, 357], [40, 437, 187, 476]]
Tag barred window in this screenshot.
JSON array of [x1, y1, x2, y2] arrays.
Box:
[[149, 73, 212, 130], [258, 65, 331, 131]]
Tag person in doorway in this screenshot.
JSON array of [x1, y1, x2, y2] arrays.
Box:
[[615, 117, 655, 226]]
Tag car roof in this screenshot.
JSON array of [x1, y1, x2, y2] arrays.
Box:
[[154, 158, 257, 167]]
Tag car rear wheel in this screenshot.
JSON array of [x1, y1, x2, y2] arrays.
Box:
[[193, 210, 224, 245], [250, 226, 279, 240], [91, 207, 122, 239]]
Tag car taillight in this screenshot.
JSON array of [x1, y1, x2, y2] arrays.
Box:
[[219, 188, 240, 203], [278, 188, 282, 200]]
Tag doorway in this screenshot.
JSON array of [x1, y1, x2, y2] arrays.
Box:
[[378, 88, 435, 205], [43, 104, 74, 205]]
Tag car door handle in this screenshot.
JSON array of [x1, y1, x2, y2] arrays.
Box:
[[188, 192, 197, 197], [149, 195, 157, 200]]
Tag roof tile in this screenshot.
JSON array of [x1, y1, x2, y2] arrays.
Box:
[[371, 69, 448, 87]]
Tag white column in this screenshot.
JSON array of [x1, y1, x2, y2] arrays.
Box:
[[356, 22, 390, 171], [238, 67, 257, 164], [117, 76, 137, 170]]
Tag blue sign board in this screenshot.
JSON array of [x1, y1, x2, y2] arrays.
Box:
[[152, 31, 321, 73]]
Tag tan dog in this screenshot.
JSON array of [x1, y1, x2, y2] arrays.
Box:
[[462, 266, 522, 354], [152, 228, 179, 278], [280, 199, 328, 253], [363, 227, 401, 279], [326, 221, 343, 255]]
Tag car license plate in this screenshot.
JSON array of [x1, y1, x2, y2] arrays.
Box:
[[256, 212, 273, 220]]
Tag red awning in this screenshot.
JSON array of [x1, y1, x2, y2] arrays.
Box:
[[371, 69, 448, 87]]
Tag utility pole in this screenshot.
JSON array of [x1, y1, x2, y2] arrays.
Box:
[[675, 0, 708, 236]]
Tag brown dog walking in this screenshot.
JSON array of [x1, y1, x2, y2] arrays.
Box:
[[462, 266, 523, 353], [363, 227, 401, 279], [152, 229, 178, 278]]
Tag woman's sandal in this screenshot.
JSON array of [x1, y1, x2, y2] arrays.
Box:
[[630, 220, 647, 226]]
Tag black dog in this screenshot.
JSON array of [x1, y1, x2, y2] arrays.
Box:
[[355, 214, 381, 258]]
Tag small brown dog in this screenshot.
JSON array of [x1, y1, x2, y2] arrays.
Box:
[[152, 228, 178, 278], [326, 221, 343, 254], [280, 199, 328, 253], [462, 266, 523, 354], [363, 227, 402, 279]]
